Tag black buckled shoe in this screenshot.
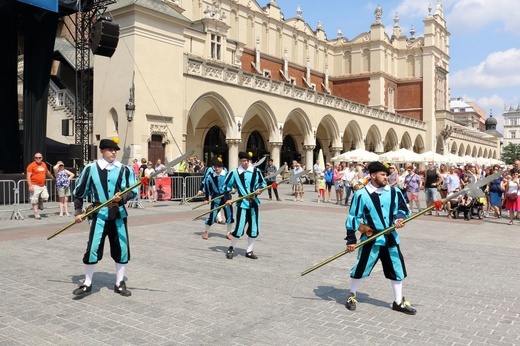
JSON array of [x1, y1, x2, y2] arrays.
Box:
[[345, 293, 357, 311], [114, 281, 132, 297], [226, 246, 234, 259], [73, 284, 92, 296], [392, 297, 416, 315], [245, 251, 258, 259]]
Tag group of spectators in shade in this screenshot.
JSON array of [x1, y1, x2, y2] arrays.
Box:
[[131, 158, 168, 202]]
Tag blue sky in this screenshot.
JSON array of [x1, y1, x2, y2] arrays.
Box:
[[276, 0, 520, 133]]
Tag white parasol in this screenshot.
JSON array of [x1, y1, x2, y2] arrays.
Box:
[[379, 148, 421, 163]]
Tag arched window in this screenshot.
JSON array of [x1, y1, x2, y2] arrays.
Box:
[[204, 126, 227, 168], [406, 54, 415, 77], [362, 49, 370, 72], [344, 52, 351, 75], [246, 130, 267, 168], [281, 135, 300, 166]]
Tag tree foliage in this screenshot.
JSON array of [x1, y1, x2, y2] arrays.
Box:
[[501, 143, 520, 164]]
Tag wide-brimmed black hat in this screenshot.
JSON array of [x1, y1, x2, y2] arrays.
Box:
[[367, 161, 390, 175], [99, 139, 120, 151]]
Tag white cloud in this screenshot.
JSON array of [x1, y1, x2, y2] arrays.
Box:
[[391, 0, 520, 35], [451, 48, 520, 89], [446, 0, 520, 34], [392, 0, 432, 19], [462, 94, 512, 133]]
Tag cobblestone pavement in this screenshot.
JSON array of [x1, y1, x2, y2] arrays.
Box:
[[1, 184, 519, 345]]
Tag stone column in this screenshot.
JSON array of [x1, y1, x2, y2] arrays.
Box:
[[269, 142, 282, 167], [226, 139, 241, 169], [332, 147, 342, 159], [303, 145, 315, 171]]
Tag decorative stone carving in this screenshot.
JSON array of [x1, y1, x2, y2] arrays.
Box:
[[226, 138, 241, 145], [374, 5, 383, 23], [187, 60, 203, 75], [205, 65, 224, 80], [150, 125, 169, 143]]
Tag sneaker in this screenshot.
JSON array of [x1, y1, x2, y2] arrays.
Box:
[[34, 213, 41, 220], [38, 200, 44, 210], [392, 297, 416, 315], [59, 212, 63, 217], [73, 284, 92, 296], [345, 293, 357, 311], [114, 281, 132, 297], [276, 198, 282, 201], [245, 251, 258, 259], [226, 246, 234, 259], [268, 197, 272, 201]]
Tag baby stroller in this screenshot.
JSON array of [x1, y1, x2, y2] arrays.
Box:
[[470, 197, 485, 219], [450, 195, 484, 220]]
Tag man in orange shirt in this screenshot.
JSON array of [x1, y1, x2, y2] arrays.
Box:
[[26, 152, 54, 219]]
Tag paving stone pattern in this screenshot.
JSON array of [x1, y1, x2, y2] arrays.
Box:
[[0, 184, 519, 345]]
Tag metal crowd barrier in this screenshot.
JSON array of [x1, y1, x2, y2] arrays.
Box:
[[0, 180, 19, 219], [183, 176, 204, 203], [170, 176, 185, 201], [2, 175, 205, 220]]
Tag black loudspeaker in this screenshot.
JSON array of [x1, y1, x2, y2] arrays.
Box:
[[90, 20, 119, 58], [69, 144, 83, 159], [88, 145, 97, 161], [61, 119, 73, 136]]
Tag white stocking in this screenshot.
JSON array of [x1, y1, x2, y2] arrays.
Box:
[[246, 237, 255, 253], [84, 264, 95, 286], [349, 278, 362, 295], [115, 263, 126, 286], [391, 280, 403, 304]]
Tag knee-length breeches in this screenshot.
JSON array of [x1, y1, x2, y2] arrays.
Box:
[[350, 241, 407, 281], [205, 198, 234, 226], [82, 213, 130, 264], [232, 204, 259, 238]]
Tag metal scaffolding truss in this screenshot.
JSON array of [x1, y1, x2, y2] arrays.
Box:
[[70, 0, 116, 164]]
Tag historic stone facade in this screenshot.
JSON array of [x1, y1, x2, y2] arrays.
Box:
[[41, 0, 500, 168], [503, 106, 520, 147]]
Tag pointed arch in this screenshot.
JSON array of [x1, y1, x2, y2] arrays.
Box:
[[450, 141, 457, 155], [186, 92, 235, 159], [317, 114, 340, 148], [458, 143, 465, 156], [413, 135, 425, 154], [383, 128, 399, 152], [187, 92, 235, 134], [344, 120, 363, 150], [400, 132, 412, 150], [243, 101, 278, 141], [285, 108, 312, 143], [366, 125, 383, 153]]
